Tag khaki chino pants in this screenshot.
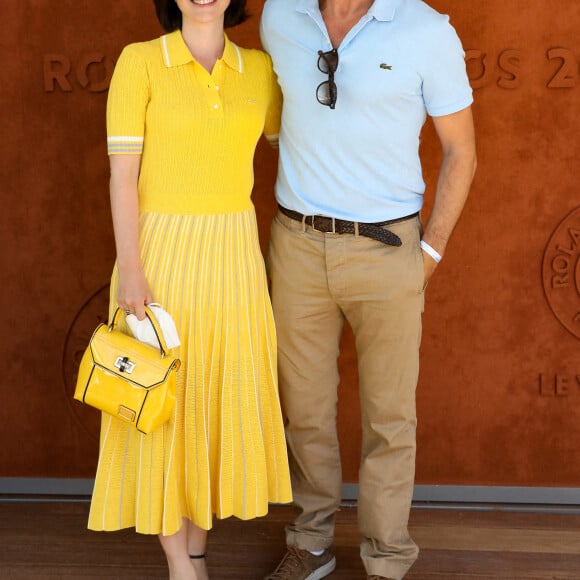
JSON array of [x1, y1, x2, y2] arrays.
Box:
[[267, 210, 425, 580]]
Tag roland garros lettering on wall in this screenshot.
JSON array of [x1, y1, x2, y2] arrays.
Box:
[[539, 207, 580, 398], [42, 47, 580, 92], [43, 53, 114, 92], [466, 48, 580, 89]]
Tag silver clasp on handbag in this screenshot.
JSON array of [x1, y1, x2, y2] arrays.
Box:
[[114, 356, 135, 374]]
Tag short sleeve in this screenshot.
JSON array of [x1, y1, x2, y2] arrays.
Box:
[[421, 18, 473, 117], [106, 44, 150, 155], [262, 52, 282, 144]]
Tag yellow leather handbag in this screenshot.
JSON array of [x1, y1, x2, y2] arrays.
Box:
[[74, 307, 181, 434]]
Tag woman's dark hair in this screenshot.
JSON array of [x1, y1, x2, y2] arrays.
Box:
[[153, 0, 249, 31]]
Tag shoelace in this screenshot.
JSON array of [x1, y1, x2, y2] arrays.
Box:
[[268, 545, 308, 579]]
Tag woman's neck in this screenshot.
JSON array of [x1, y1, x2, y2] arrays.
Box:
[[181, 20, 225, 74]]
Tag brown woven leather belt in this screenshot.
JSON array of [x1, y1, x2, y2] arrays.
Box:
[[278, 205, 419, 247]]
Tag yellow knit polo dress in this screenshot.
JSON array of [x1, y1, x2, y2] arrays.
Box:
[[88, 31, 292, 535]]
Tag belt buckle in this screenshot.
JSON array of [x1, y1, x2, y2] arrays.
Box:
[[310, 215, 336, 234]]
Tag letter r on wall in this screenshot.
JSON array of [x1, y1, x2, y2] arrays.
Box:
[[44, 54, 73, 92]]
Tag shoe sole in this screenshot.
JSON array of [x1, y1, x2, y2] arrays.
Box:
[[305, 556, 336, 580]]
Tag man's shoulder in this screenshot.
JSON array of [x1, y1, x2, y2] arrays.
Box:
[[261, 0, 303, 43], [262, 0, 295, 18], [399, 0, 452, 28], [397, 0, 460, 42], [262, 0, 289, 9]]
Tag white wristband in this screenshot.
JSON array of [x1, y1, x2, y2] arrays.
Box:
[[420, 240, 442, 263]]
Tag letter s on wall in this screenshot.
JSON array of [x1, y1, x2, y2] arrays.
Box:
[[497, 49, 521, 89]]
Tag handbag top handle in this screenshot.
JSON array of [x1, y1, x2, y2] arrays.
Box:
[[109, 306, 171, 358]]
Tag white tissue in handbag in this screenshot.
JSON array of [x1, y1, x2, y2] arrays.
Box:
[[126, 304, 181, 350]]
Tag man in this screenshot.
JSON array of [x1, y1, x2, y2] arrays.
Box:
[[260, 0, 476, 578]]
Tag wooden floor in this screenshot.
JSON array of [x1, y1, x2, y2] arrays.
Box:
[[2, 501, 580, 579]]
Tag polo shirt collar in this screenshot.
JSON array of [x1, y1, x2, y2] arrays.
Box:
[[161, 30, 243, 72], [296, 0, 401, 22], [368, 0, 403, 22], [296, 0, 319, 14]]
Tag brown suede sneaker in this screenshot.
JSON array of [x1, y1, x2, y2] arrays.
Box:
[[265, 545, 336, 579]]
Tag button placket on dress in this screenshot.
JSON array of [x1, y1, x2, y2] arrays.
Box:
[[208, 61, 225, 115]]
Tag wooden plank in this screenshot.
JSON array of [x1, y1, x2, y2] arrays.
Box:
[[2, 502, 580, 579], [411, 524, 580, 554]]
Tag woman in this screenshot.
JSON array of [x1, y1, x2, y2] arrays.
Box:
[[87, 1, 292, 578]]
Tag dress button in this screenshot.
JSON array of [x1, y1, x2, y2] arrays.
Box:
[[213, 104, 219, 109], [215, 85, 220, 91]]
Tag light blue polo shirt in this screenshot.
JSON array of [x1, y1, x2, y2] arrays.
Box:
[[260, 0, 473, 221]]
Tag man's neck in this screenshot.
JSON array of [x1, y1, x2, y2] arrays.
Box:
[[319, 0, 373, 47], [319, 0, 374, 18]]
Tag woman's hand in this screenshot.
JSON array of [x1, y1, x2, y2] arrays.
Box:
[[116, 267, 153, 320]]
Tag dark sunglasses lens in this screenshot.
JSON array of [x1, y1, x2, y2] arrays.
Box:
[[316, 81, 330, 105], [317, 50, 338, 74], [316, 80, 337, 108]]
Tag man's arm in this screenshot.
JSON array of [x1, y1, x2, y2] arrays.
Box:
[[422, 106, 477, 282]]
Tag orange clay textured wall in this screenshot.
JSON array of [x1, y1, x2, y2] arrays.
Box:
[[0, 1, 578, 487]]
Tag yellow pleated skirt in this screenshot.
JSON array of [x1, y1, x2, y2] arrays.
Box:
[[88, 208, 292, 535]]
